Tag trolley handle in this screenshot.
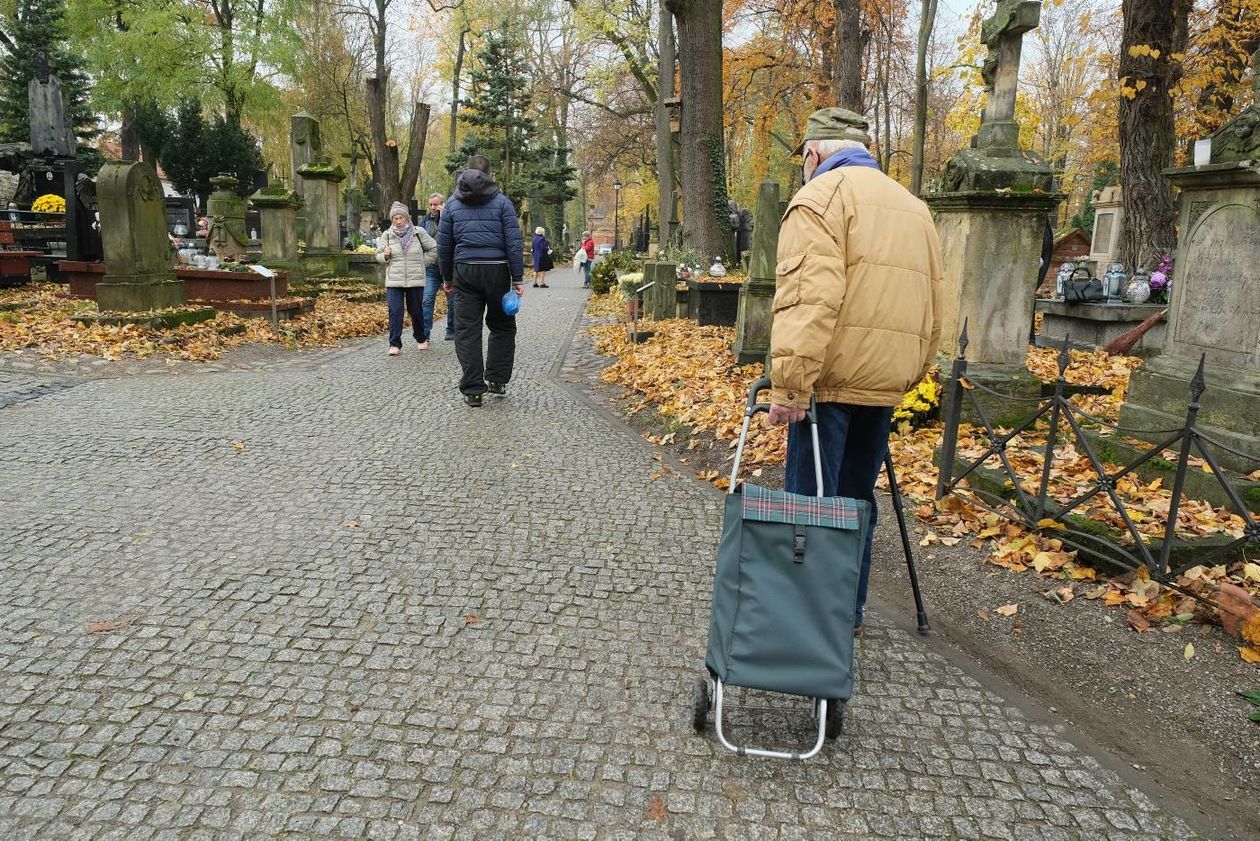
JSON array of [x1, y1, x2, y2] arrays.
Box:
[[743, 376, 818, 424], [730, 377, 824, 497]]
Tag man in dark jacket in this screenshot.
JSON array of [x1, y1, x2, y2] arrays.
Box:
[[438, 155, 525, 407], [420, 193, 455, 342]]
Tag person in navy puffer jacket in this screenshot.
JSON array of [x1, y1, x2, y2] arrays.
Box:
[[438, 155, 526, 407]]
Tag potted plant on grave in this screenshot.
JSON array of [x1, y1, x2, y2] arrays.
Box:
[[619, 273, 644, 320]]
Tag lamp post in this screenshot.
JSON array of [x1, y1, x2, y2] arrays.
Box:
[[613, 178, 622, 251]]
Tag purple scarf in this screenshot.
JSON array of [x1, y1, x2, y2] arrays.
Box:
[[393, 221, 415, 253]]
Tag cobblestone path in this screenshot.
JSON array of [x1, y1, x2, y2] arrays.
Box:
[[0, 270, 1206, 839]]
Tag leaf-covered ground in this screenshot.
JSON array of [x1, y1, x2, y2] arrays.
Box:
[[0, 282, 410, 362], [587, 298, 1260, 661]]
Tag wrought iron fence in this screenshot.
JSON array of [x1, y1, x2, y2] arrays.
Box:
[[935, 320, 1260, 599]]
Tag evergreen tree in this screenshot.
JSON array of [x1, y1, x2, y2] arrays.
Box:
[[453, 32, 575, 231], [1071, 161, 1118, 234], [158, 99, 262, 206], [458, 32, 540, 207], [0, 0, 97, 145]]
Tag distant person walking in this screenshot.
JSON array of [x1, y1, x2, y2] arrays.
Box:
[[579, 230, 595, 287], [438, 155, 525, 407], [420, 193, 456, 341], [377, 201, 438, 356], [532, 227, 553, 288]]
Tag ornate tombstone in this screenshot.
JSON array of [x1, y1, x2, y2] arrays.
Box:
[[1088, 185, 1123, 267], [248, 181, 303, 285], [205, 173, 250, 261], [290, 111, 322, 239], [28, 56, 75, 159], [95, 161, 185, 312], [1118, 51, 1260, 472]]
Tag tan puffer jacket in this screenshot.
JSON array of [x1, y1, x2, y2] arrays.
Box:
[[769, 166, 942, 410]]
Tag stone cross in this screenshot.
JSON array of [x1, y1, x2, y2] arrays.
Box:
[[975, 0, 1040, 154]]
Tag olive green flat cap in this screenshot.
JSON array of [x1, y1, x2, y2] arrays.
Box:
[[794, 107, 872, 155]]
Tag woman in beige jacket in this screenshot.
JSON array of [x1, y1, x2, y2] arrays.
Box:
[[377, 201, 438, 354]]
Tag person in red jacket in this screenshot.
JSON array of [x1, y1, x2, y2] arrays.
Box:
[[579, 231, 595, 287]]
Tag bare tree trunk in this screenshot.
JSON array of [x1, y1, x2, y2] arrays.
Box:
[[665, 0, 731, 260], [910, 0, 938, 195], [655, 5, 678, 246], [450, 28, 467, 151], [120, 103, 139, 161], [833, 0, 863, 110], [366, 75, 400, 211], [1118, 0, 1191, 270], [400, 103, 430, 203]]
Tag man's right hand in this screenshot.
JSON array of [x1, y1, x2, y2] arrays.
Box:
[[513, 282, 525, 297]]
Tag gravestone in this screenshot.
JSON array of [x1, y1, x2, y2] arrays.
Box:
[[927, 0, 1059, 408], [205, 173, 249, 261], [1088, 185, 1123, 269], [95, 161, 185, 312], [298, 159, 348, 278], [28, 57, 75, 158], [731, 181, 780, 366], [248, 181, 303, 285], [290, 111, 321, 239], [1118, 55, 1260, 472]]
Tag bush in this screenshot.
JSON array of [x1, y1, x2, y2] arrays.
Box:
[[590, 250, 639, 294]]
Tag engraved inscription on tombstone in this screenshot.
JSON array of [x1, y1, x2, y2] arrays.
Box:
[[1173, 203, 1260, 367]]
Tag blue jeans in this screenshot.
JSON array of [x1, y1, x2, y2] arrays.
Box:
[[784, 402, 893, 627], [422, 271, 456, 340], [581, 260, 591, 286], [386, 286, 424, 347]]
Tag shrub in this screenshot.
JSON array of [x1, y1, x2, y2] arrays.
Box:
[[590, 250, 639, 294]]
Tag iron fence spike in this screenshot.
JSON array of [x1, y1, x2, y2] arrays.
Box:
[[959, 318, 969, 359], [1057, 335, 1071, 378], [1190, 353, 1207, 402]]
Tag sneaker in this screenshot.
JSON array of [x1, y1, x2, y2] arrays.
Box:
[[388, 347, 400, 356], [463, 392, 483, 408], [417, 341, 429, 351], [487, 381, 506, 396]]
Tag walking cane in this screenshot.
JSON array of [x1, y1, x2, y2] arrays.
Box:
[[884, 450, 931, 635]]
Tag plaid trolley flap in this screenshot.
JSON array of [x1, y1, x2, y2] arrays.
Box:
[[705, 483, 871, 701]]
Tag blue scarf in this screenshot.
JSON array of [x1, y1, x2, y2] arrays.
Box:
[[812, 147, 880, 179]]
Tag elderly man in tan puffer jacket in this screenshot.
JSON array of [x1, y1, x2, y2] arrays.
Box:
[[767, 107, 942, 633]]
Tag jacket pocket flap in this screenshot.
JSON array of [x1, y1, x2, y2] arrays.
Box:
[[776, 254, 806, 276]]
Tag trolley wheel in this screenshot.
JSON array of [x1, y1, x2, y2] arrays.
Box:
[[825, 699, 844, 740], [691, 678, 710, 732]]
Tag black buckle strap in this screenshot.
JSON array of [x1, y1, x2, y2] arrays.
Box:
[[793, 525, 806, 563]]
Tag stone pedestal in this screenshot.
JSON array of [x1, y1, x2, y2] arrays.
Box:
[[290, 111, 322, 240], [732, 181, 780, 366], [297, 161, 348, 278], [248, 183, 303, 286], [1117, 162, 1260, 472], [1035, 299, 1167, 354], [928, 192, 1061, 367], [95, 161, 186, 312]]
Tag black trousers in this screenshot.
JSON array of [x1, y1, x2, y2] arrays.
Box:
[[453, 262, 516, 394]]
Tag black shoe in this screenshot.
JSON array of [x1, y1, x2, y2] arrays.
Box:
[[444, 333, 455, 341], [487, 381, 506, 396], [463, 392, 483, 407]]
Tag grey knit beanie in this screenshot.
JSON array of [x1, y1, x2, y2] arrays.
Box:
[[388, 201, 410, 221]]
